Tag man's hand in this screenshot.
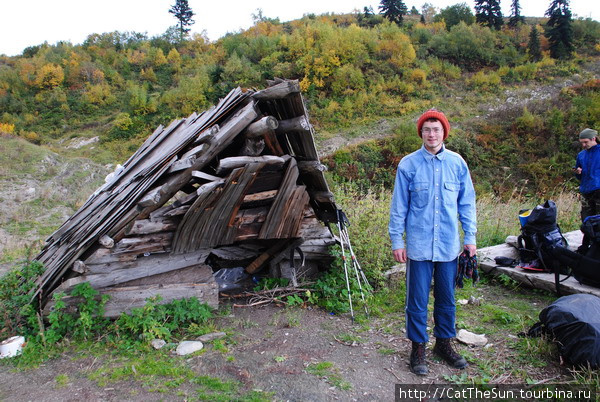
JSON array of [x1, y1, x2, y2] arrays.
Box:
[[393, 248, 407, 263], [464, 244, 477, 256], [575, 167, 582, 175]]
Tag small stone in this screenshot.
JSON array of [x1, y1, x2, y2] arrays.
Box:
[[457, 299, 469, 305], [196, 332, 226, 342], [457, 329, 488, 346], [151, 339, 166, 350], [176, 341, 204, 356]]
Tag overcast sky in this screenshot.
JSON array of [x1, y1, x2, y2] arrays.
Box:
[[0, 0, 598, 57]]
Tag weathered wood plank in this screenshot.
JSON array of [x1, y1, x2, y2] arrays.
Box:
[[216, 156, 285, 175], [126, 217, 178, 235], [191, 170, 222, 182], [112, 232, 173, 255], [45, 280, 219, 318], [56, 250, 212, 291], [252, 80, 300, 100]]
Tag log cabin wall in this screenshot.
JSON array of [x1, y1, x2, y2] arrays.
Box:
[[36, 79, 338, 317]]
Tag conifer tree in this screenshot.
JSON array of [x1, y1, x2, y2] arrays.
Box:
[[545, 0, 574, 59], [474, 0, 503, 30], [528, 26, 542, 61], [379, 0, 408, 24], [508, 0, 525, 27], [169, 0, 195, 40]]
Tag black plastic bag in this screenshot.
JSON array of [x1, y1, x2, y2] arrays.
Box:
[[528, 294, 600, 368]]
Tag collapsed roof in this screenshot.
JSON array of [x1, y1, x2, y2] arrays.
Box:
[[34, 79, 340, 316]]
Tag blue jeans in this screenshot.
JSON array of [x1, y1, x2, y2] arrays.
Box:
[[405, 258, 458, 343]]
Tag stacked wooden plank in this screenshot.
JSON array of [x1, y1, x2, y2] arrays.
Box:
[[35, 79, 338, 317]]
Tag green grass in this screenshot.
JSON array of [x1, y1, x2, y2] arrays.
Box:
[[305, 361, 352, 390]]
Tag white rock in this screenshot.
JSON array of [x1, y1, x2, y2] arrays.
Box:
[[151, 339, 166, 350], [456, 329, 488, 346], [457, 299, 469, 305], [196, 332, 226, 342], [176, 341, 204, 356]]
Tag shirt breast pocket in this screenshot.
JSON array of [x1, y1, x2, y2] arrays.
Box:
[[409, 181, 429, 208], [443, 182, 460, 205]]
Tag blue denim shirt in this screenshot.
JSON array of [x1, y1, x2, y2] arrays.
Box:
[[389, 145, 477, 262], [576, 144, 600, 194]]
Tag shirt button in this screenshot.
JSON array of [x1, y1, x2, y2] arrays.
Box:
[[436, 197, 439, 200], [436, 169, 439, 172], [436, 183, 439, 186], [436, 211, 439, 214]]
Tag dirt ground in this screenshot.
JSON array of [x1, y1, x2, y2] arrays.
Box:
[[0, 290, 571, 402]]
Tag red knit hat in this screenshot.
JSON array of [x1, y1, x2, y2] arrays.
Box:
[[417, 109, 450, 140]]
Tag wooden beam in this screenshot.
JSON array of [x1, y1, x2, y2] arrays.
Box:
[[45, 280, 219, 318], [276, 116, 311, 134], [252, 80, 300, 100], [245, 116, 279, 138], [216, 156, 285, 175], [191, 170, 222, 182], [246, 239, 292, 274], [56, 250, 212, 291], [298, 161, 327, 174]]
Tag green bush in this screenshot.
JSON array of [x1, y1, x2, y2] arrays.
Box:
[[0, 261, 45, 338]]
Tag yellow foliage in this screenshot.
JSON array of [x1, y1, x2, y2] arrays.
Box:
[[376, 23, 416, 69], [35, 64, 65, 89], [245, 21, 284, 37], [83, 83, 115, 105], [113, 112, 133, 130], [150, 48, 168, 67], [140, 67, 157, 83], [167, 48, 181, 65], [20, 130, 41, 144], [0, 122, 15, 134], [127, 49, 147, 65], [17, 59, 38, 86], [468, 71, 501, 90], [409, 69, 427, 86]]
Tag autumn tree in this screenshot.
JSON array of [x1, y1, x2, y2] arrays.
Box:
[[545, 0, 574, 59], [475, 0, 503, 30], [379, 0, 408, 25], [508, 0, 525, 27], [169, 0, 195, 40]]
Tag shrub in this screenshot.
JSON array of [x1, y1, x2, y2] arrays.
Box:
[[0, 261, 45, 338], [468, 71, 501, 90]]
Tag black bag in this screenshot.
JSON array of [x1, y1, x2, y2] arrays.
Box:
[[552, 214, 600, 287], [527, 294, 600, 368], [516, 200, 569, 293]]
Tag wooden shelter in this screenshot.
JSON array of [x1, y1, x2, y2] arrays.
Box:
[[34, 79, 339, 317]]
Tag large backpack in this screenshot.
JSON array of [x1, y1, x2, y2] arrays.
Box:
[[527, 294, 600, 368], [516, 200, 569, 293], [552, 214, 600, 287]]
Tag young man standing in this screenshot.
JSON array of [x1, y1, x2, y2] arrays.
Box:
[[575, 128, 600, 222], [389, 109, 477, 375]]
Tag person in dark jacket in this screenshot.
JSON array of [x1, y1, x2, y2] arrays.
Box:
[[575, 128, 600, 222]]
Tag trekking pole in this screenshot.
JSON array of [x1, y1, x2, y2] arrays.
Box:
[[337, 209, 355, 322], [338, 216, 370, 317]]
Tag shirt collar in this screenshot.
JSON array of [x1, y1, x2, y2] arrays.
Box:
[[420, 144, 446, 161]]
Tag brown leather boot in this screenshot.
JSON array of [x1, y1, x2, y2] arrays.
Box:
[[409, 341, 428, 375], [433, 338, 468, 369]]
